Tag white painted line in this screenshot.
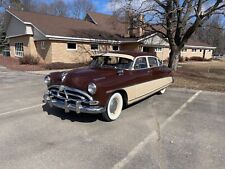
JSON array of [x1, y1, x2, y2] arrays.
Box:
[[112, 90, 202, 169], [0, 103, 44, 117]]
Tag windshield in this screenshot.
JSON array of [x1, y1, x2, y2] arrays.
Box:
[[90, 56, 133, 69]]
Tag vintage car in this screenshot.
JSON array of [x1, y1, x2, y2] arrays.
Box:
[[43, 51, 173, 121]]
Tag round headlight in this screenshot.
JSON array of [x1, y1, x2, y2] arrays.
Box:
[[44, 75, 51, 85], [88, 83, 97, 95]]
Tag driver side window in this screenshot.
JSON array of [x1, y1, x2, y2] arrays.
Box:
[[134, 57, 148, 70]]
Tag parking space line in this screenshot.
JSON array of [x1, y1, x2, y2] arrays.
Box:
[[112, 90, 202, 169], [0, 103, 44, 117]]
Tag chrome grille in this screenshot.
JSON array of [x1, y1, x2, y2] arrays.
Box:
[[48, 85, 93, 103]]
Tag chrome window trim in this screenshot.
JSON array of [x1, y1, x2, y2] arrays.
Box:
[[132, 56, 160, 70], [132, 56, 149, 70]]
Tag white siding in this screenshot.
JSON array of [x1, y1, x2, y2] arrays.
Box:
[[26, 25, 33, 35], [143, 35, 169, 46]]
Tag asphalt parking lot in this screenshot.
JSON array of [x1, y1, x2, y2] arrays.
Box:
[[0, 66, 225, 169]]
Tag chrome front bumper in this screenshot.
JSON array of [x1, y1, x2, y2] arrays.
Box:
[[43, 92, 105, 114]]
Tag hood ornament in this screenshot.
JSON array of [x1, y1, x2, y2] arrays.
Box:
[[61, 72, 68, 83]]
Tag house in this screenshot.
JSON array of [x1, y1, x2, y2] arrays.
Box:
[[4, 9, 216, 63]]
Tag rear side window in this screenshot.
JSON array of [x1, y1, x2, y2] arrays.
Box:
[[134, 57, 148, 69], [148, 57, 158, 67]]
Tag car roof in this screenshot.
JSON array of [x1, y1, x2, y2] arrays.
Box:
[[94, 51, 156, 60]]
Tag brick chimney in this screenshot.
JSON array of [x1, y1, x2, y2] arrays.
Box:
[[137, 14, 144, 37], [124, 10, 135, 38]]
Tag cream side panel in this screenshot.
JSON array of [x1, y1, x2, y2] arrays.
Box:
[[123, 77, 173, 104]]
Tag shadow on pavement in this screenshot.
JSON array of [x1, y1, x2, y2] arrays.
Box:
[[42, 104, 101, 123], [42, 92, 160, 123]]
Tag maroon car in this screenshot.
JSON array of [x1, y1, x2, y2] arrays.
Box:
[[44, 51, 173, 121]]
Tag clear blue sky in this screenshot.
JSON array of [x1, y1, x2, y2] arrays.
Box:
[[45, 0, 112, 14], [0, 0, 112, 14], [91, 0, 112, 14]]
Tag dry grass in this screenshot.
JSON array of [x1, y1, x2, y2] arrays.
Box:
[[172, 61, 225, 92]]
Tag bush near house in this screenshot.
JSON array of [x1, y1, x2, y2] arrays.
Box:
[[185, 57, 189, 61], [179, 57, 185, 62], [0, 54, 90, 71], [0, 55, 44, 71], [189, 56, 212, 61], [178, 56, 213, 62], [19, 55, 40, 65]]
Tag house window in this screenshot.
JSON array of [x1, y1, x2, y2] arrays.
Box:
[[182, 48, 187, 52], [15, 43, 24, 57], [192, 49, 197, 52], [91, 43, 99, 51], [143, 47, 150, 52], [41, 41, 45, 50], [112, 45, 119, 51], [67, 43, 77, 50], [155, 48, 162, 52]]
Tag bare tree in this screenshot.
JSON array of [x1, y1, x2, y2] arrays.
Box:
[[194, 15, 225, 55], [0, 0, 36, 11], [20, 0, 36, 11], [36, 2, 50, 15], [47, 0, 68, 17], [69, 0, 96, 19], [111, 0, 225, 70]]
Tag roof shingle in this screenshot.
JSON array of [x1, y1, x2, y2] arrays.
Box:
[[8, 9, 125, 40]]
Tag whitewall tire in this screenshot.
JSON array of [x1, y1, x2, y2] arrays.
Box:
[[159, 88, 166, 94], [102, 93, 123, 121]]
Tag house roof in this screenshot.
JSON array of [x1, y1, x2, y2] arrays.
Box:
[[7, 9, 126, 41], [6, 9, 215, 48], [86, 12, 127, 36]]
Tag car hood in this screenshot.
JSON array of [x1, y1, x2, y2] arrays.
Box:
[[61, 67, 117, 90]]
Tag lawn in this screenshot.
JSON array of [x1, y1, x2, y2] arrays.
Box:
[[172, 61, 225, 92]]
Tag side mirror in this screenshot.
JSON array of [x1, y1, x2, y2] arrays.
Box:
[[117, 69, 124, 76]]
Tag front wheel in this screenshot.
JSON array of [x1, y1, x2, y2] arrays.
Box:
[[102, 93, 123, 121]]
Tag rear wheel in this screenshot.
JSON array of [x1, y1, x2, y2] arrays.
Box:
[[159, 88, 166, 94], [102, 93, 123, 121]]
